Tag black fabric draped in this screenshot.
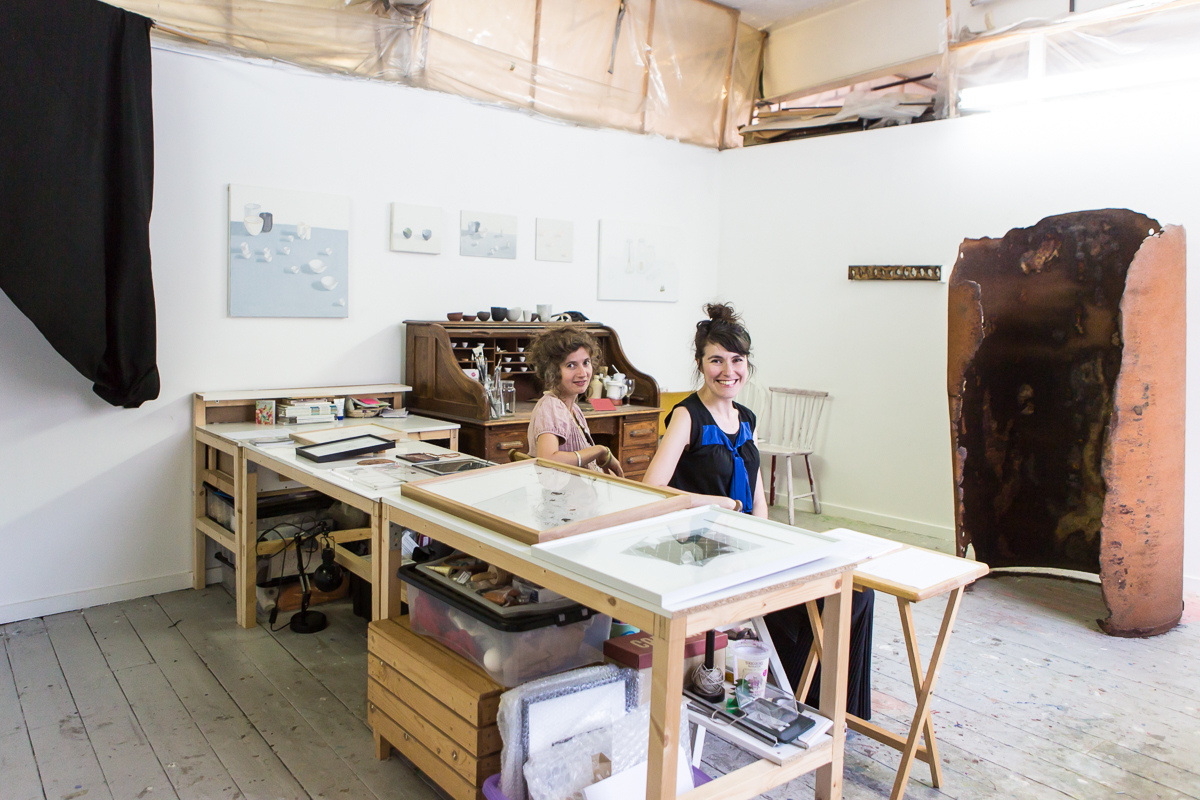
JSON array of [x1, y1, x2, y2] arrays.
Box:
[[0, 0, 159, 407]]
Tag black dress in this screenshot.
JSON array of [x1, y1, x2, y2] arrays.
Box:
[[666, 392, 874, 719]]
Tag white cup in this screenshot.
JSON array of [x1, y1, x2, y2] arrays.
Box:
[[537, 304, 553, 320]]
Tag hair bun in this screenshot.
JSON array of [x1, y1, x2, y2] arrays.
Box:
[[703, 302, 740, 326]]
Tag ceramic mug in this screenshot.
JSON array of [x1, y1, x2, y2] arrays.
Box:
[[537, 304, 553, 320]]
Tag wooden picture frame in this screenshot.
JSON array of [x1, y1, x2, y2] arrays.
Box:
[[399, 458, 689, 545]]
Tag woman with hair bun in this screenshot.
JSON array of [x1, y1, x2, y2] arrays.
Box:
[[524, 325, 623, 475], [643, 302, 765, 514], [643, 302, 874, 720]]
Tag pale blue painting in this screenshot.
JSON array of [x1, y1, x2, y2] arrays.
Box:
[[460, 210, 517, 259], [228, 184, 351, 317]]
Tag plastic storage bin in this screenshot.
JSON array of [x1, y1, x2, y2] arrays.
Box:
[[400, 564, 611, 688]]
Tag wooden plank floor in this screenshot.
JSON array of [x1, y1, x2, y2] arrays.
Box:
[[2, 510, 1196, 799]]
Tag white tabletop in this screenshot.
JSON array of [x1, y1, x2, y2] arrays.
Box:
[[200, 414, 459, 446], [244, 438, 467, 502]]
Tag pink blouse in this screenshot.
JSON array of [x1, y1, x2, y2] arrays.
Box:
[[527, 393, 601, 471]]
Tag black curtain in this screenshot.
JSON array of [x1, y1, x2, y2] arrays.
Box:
[[0, 0, 159, 408]]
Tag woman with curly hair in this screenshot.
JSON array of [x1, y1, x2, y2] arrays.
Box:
[[524, 326, 623, 475]]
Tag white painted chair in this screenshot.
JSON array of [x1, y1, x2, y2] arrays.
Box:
[[757, 387, 828, 524]]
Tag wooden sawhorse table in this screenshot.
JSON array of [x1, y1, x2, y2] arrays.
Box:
[[384, 494, 880, 800], [797, 546, 988, 800]]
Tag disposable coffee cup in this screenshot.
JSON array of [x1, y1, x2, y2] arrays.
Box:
[[732, 640, 771, 699]]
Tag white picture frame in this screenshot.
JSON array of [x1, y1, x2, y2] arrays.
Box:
[[228, 184, 350, 317], [390, 203, 442, 254], [460, 210, 517, 259], [530, 506, 843, 608], [597, 219, 680, 303], [535, 218, 574, 262]]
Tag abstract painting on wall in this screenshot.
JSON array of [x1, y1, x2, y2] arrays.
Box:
[[535, 218, 574, 262], [228, 184, 350, 317], [391, 203, 442, 254], [460, 210, 517, 259], [597, 220, 680, 303]]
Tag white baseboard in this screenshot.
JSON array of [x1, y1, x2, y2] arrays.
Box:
[[0, 571, 195, 625], [1185, 574, 1200, 598], [807, 500, 955, 544]]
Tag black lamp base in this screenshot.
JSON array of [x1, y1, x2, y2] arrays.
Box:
[[289, 609, 328, 634]]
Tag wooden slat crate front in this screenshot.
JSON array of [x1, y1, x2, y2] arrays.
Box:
[[368, 616, 504, 800]]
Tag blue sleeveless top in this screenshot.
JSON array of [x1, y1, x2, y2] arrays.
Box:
[[665, 393, 759, 513]]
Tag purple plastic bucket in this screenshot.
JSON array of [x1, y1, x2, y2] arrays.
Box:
[[482, 768, 712, 800]]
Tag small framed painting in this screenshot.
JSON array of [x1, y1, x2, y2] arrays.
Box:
[[399, 459, 689, 545], [391, 203, 442, 254], [530, 506, 844, 608]]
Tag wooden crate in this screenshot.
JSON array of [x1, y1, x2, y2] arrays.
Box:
[[368, 616, 504, 800]]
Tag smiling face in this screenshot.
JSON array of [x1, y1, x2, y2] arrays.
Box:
[[700, 343, 749, 400], [557, 346, 594, 398]]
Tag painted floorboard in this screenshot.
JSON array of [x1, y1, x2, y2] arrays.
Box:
[[0, 627, 44, 800], [4, 618, 113, 800], [153, 588, 379, 800], [42, 612, 178, 800], [117, 596, 308, 800]]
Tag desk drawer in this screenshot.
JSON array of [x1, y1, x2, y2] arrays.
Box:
[[621, 417, 659, 449], [484, 425, 529, 460], [618, 446, 656, 478]]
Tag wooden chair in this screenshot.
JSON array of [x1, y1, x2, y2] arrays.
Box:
[[757, 388, 828, 524]]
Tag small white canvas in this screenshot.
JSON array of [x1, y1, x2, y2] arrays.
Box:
[[597, 220, 680, 303], [531, 506, 843, 608], [536, 218, 574, 262], [461, 210, 517, 259], [390, 203, 441, 254]]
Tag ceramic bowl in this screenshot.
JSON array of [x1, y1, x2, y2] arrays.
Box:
[[477, 311, 491, 322], [447, 312, 463, 321], [463, 314, 477, 321], [319, 276, 338, 290], [307, 259, 327, 273], [491, 306, 507, 321], [504, 356, 514, 362], [507, 306, 522, 322]]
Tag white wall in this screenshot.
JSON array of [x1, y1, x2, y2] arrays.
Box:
[[0, 47, 721, 623], [719, 80, 1200, 590]]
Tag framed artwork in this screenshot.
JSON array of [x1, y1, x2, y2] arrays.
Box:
[[399, 459, 689, 545], [228, 184, 350, 317], [295, 434, 394, 463], [461, 210, 517, 259], [530, 506, 844, 608], [289, 423, 409, 446], [390, 203, 442, 254], [535, 218, 574, 262], [597, 220, 680, 303]]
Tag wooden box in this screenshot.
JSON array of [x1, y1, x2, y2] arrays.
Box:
[[368, 616, 504, 800]]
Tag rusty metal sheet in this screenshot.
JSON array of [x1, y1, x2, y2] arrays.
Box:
[[947, 210, 1184, 637]]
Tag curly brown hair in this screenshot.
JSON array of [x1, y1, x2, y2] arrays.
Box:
[[527, 326, 604, 394]]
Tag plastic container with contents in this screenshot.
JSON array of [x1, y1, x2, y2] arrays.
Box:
[[400, 564, 611, 687]]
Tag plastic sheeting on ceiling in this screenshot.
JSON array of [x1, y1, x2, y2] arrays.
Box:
[[106, 0, 764, 150]]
